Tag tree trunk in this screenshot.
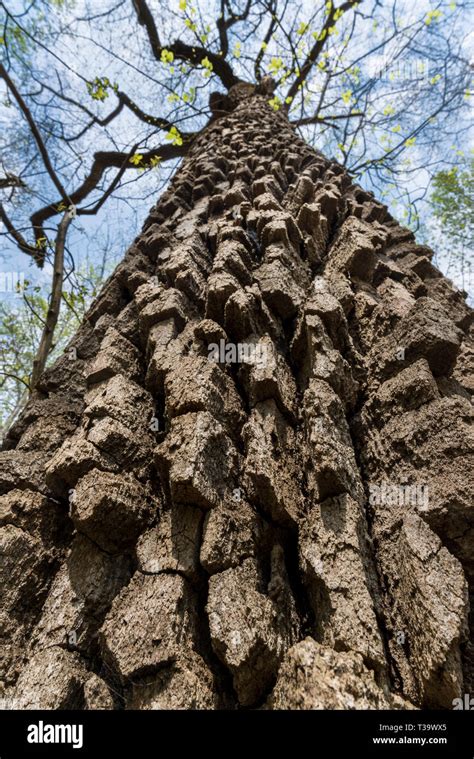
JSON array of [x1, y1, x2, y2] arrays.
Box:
[[1, 86, 473, 711]]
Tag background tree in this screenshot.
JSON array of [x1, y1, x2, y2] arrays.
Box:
[[425, 156, 473, 293], [0, 252, 116, 436]]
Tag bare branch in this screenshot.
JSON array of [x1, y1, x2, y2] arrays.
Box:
[[0, 62, 69, 202], [78, 146, 138, 215], [29, 140, 190, 255], [131, 0, 239, 89], [30, 210, 72, 390], [284, 0, 360, 108], [0, 173, 27, 189], [254, 0, 278, 81], [293, 111, 363, 127], [217, 0, 252, 58], [118, 91, 177, 130], [132, 0, 161, 55], [0, 203, 41, 263]]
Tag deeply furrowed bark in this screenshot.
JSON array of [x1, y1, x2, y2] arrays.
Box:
[[1, 85, 473, 710]]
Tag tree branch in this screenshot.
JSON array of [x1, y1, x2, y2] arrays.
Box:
[[172, 39, 239, 89], [284, 0, 360, 108], [131, 0, 239, 89], [131, 0, 161, 54], [78, 146, 138, 215], [30, 210, 72, 390], [0, 174, 27, 189], [254, 0, 278, 82], [0, 62, 69, 202], [118, 91, 176, 130], [28, 140, 190, 260], [0, 203, 42, 263], [293, 111, 363, 127], [217, 0, 252, 58]]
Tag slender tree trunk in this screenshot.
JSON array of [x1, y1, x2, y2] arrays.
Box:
[[1, 85, 473, 710], [30, 211, 71, 390]]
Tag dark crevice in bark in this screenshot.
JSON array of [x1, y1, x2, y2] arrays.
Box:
[[196, 580, 239, 709], [279, 529, 316, 641], [345, 325, 405, 694]]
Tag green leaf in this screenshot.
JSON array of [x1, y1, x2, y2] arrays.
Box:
[[165, 126, 183, 146], [268, 95, 281, 111], [269, 57, 283, 73], [201, 56, 213, 78], [425, 9, 442, 25], [161, 49, 174, 64], [86, 77, 113, 102]]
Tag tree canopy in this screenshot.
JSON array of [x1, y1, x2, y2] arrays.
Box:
[[425, 156, 473, 291], [1, 0, 472, 263]]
